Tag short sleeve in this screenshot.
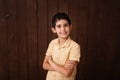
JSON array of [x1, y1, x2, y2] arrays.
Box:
[[69, 44, 80, 62], [46, 41, 54, 56]]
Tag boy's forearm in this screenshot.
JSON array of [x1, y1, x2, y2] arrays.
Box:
[[43, 55, 55, 71], [43, 62, 55, 71], [49, 59, 73, 77]]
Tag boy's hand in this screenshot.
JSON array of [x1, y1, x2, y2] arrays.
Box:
[[48, 56, 53, 64], [64, 60, 76, 70]]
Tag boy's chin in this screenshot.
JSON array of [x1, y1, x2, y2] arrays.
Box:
[[59, 36, 69, 39]]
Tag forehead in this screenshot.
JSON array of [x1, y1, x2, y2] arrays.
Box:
[[56, 19, 69, 25]]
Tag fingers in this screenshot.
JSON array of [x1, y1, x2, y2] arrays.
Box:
[[67, 60, 76, 65], [48, 56, 53, 64], [64, 60, 77, 70], [48, 56, 52, 60]]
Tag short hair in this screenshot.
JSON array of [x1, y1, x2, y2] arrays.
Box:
[[52, 12, 71, 28]]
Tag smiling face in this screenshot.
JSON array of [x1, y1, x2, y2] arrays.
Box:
[[52, 19, 72, 39]]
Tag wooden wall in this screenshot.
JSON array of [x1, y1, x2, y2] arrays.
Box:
[[0, 0, 120, 80]]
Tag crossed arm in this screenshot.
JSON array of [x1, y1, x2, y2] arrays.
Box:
[[43, 55, 77, 77]]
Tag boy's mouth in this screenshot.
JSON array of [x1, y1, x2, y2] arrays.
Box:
[[60, 32, 68, 35]]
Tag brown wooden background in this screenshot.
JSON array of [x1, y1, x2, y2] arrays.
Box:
[[0, 0, 120, 80]]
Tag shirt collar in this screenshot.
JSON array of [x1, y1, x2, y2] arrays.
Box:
[[55, 37, 71, 48]]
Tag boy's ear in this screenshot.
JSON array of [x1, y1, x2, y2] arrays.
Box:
[[51, 28, 56, 33], [70, 25, 72, 30]]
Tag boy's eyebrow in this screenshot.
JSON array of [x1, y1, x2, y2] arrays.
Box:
[[56, 22, 69, 25], [64, 22, 69, 24]]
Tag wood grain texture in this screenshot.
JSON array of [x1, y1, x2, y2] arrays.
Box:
[[0, 0, 8, 79], [38, 0, 47, 80], [0, 0, 120, 80]]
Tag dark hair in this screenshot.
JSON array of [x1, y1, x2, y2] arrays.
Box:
[[52, 12, 71, 28]]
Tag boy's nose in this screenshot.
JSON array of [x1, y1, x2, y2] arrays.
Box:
[[61, 26, 65, 30]]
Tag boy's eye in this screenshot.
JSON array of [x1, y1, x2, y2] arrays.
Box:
[[56, 23, 69, 28], [56, 25, 61, 28]]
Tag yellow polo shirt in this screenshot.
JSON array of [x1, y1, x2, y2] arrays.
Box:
[[46, 37, 80, 80]]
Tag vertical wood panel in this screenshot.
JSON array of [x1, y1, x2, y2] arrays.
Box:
[[95, 1, 109, 80], [16, 0, 28, 80], [105, 1, 120, 79], [0, 0, 8, 79], [26, 0, 38, 80], [99, 7, 109, 80], [87, 0, 100, 79], [47, 0, 58, 43], [38, 0, 48, 80], [69, 0, 79, 41], [5, 0, 19, 80], [0, 0, 120, 80], [77, 0, 89, 80], [59, 0, 69, 13]]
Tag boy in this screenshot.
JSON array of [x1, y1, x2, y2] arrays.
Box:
[[43, 12, 80, 80]]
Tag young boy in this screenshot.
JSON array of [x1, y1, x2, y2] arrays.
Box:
[[43, 12, 80, 80]]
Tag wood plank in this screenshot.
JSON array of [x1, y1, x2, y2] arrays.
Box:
[[38, 0, 48, 80], [58, 0, 68, 13], [47, 0, 58, 43], [26, 0, 38, 80], [0, 0, 9, 79], [16, 0, 28, 80], [105, 1, 120, 79], [94, 1, 109, 80], [5, 0, 19, 80], [77, 0, 89, 80], [69, 0, 79, 41], [86, 0, 100, 80]]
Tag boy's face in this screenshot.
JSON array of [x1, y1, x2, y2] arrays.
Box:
[[52, 19, 72, 39]]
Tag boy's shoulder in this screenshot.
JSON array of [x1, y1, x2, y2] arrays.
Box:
[[49, 38, 58, 44], [70, 39, 80, 47], [50, 38, 58, 42]]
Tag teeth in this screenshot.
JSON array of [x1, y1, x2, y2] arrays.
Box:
[[61, 33, 66, 35], [61, 32, 66, 34]]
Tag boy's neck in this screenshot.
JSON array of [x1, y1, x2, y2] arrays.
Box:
[[58, 37, 69, 46]]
